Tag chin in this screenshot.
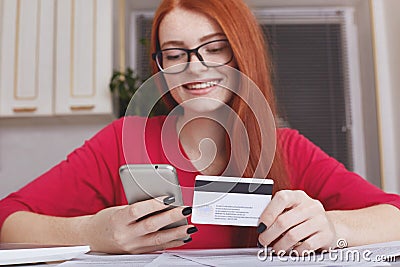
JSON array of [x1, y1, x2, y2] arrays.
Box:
[[182, 101, 227, 114]]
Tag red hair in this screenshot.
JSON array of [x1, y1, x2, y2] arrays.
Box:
[[151, 0, 290, 191]]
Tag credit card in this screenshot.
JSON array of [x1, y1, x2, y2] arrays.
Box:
[[191, 175, 273, 226]]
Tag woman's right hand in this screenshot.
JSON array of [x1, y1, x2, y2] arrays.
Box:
[[80, 196, 196, 254]]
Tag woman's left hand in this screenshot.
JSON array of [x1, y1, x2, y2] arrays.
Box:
[[257, 190, 337, 254]]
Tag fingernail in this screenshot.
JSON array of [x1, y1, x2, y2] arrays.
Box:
[[257, 240, 264, 248], [187, 226, 198, 234], [163, 196, 175, 205], [182, 207, 192, 216], [183, 237, 192, 243], [257, 222, 267, 233]]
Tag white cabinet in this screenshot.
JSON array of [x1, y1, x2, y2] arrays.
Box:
[[0, 0, 53, 116], [55, 0, 112, 115], [0, 0, 112, 117]]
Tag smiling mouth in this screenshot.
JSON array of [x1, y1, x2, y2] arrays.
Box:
[[183, 80, 221, 90]]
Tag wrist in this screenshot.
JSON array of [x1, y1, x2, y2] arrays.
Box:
[[326, 210, 351, 248], [68, 215, 93, 247]]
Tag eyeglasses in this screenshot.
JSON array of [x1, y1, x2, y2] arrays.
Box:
[[152, 39, 233, 74]]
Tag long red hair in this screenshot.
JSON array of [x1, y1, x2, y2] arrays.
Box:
[[151, 0, 290, 191]]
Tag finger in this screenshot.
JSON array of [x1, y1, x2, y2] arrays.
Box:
[[259, 201, 317, 246], [140, 224, 197, 248], [259, 190, 305, 229], [134, 206, 192, 235], [291, 233, 325, 254], [120, 196, 175, 222], [270, 218, 318, 253]]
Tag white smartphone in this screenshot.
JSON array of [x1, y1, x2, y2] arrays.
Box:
[[119, 164, 188, 229]]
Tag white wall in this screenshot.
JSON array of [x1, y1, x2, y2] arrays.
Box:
[[0, 115, 114, 198], [371, 0, 400, 193], [353, 0, 381, 188]]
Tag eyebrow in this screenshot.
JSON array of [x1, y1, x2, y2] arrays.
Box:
[[160, 32, 226, 49], [199, 32, 226, 42]]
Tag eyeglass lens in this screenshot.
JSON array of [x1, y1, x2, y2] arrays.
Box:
[[156, 40, 232, 73]]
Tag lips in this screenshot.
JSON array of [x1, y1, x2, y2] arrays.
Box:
[[183, 80, 220, 90]]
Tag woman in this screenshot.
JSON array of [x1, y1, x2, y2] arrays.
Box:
[[1, 0, 400, 255]]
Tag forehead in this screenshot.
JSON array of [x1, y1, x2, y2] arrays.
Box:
[[158, 8, 223, 46]]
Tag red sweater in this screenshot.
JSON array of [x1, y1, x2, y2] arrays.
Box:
[[1, 116, 399, 248]]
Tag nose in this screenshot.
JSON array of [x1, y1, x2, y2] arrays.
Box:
[[187, 52, 208, 73]]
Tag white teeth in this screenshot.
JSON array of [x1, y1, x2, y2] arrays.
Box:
[[186, 81, 218, 90]]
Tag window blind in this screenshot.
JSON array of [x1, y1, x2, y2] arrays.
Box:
[[257, 10, 353, 170], [136, 14, 153, 79]]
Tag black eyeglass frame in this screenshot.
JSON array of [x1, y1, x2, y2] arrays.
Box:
[[152, 39, 234, 74]]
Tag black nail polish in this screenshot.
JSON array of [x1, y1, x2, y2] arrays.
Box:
[[187, 226, 198, 234], [183, 237, 192, 243], [257, 240, 264, 248], [182, 207, 192, 216], [163, 196, 175, 205], [257, 222, 267, 233]]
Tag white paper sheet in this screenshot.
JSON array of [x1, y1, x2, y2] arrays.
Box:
[[57, 253, 159, 266], [57, 252, 204, 267], [170, 245, 397, 266], [0, 244, 90, 266], [56, 241, 400, 267], [144, 253, 206, 266]]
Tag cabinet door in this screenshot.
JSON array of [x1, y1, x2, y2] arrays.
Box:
[[0, 0, 54, 116], [55, 0, 112, 115]]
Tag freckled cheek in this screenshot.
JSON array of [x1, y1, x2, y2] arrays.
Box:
[[221, 89, 234, 103], [170, 87, 184, 104]]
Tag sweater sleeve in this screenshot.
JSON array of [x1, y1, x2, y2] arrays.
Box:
[[279, 128, 400, 211], [0, 118, 127, 231]]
